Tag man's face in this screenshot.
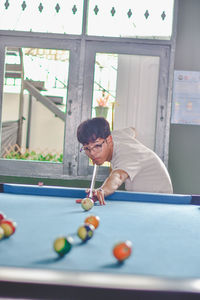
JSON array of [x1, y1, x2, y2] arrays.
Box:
[[81, 136, 113, 165]]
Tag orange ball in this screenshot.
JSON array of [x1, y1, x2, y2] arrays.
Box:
[[84, 215, 100, 229], [113, 240, 132, 261]]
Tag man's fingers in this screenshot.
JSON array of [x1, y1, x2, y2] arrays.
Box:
[[96, 188, 106, 205], [84, 188, 106, 205]]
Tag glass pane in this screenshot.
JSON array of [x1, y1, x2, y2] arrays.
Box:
[[90, 53, 118, 167], [1, 47, 69, 162], [92, 53, 160, 150], [87, 0, 174, 39], [0, 0, 83, 34], [92, 53, 118, 130]]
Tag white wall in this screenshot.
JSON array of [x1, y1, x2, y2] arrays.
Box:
[[26, 97, 64, 153], [2, 92, 65, 154], [2, 93, 20, 122], [168, 0, 200, 194]]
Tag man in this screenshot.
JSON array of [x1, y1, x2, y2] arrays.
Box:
[[77, 117, 173, 205]]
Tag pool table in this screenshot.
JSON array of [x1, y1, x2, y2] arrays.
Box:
[[0, 183, 200, 299]]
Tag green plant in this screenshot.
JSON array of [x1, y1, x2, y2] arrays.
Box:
[[4, 150, 63, 163]]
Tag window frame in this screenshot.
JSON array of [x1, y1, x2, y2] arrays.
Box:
[[78, 40, 173, 179], [0, 0, 178, 181]]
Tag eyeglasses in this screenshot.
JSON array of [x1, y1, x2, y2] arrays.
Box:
[[80, 140, 105, 154]]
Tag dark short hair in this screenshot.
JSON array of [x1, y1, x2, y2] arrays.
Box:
[[77, 117, 111, 145]]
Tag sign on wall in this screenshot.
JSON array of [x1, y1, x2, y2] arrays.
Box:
[[171, 70, 200, 125]]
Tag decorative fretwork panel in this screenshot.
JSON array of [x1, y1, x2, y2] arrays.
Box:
[[87, 0, 174, 39], [0, 0, 174, 39], [0, 0, 83, 34]]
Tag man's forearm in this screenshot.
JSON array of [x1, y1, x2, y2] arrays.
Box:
[[100, 169, 128, 196]]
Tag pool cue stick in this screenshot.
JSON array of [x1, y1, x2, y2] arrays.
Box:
[[88, 164, 98, 198]]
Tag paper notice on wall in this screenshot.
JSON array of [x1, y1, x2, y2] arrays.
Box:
[[171, 70, 200, 125]]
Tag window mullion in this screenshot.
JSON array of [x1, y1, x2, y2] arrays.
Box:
[[82, 0, 89, 36]]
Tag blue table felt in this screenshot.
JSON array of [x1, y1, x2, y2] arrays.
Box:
[[0, 184, 199, 279]]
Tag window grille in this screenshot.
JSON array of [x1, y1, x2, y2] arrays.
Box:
[[0, 0, 174, 39], [87, 0, 174, 39], [0, 0, 83, 34]]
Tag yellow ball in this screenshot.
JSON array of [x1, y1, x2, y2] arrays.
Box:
[[77, 224, 95, 242], [81, 197, 94, 211], [0, 219, 16, 237], [0, 227, 4, 240]]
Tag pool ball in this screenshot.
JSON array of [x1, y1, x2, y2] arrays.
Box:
[[0, 219, 16, 237], [76, 199, 82, 203], [84, 215, 100, 229], [113, 240, 132, 262], [0, 212, 6, 223], [81, 197, 94, 211], [53, 236, 74, 256], [0, 227, 4, 240], [77, 224, 95, 242]]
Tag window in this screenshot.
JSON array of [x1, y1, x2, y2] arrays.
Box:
[[87, 0, 174, 39], [2, 47, 69, 162], [0, 0, 177, 180], [0, 0, 174, 39], [0, 0, 84, 34]]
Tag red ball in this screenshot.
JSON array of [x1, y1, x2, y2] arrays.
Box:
[[113, 240, 132, 261], [0, 212, 6, 223], [0, 219, 16, 237]]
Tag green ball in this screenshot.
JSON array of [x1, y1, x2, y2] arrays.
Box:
[[53, 236, 73, 256], [77, 224, 95, 242]]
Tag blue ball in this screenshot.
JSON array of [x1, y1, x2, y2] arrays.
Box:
[[77, 224, 95, 242]]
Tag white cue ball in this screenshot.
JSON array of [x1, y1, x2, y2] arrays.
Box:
[[81, 197, 94, 211]]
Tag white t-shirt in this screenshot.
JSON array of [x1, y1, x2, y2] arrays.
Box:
[[111, 128, 173, 194]]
